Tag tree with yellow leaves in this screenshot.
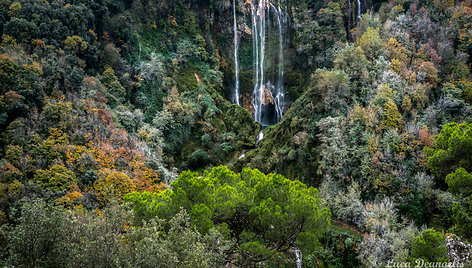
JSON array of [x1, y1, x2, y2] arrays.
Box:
[[34, 164, 77, 192], [94, 171, 135, 202], [381, 100, 403, 130], [355, 27, 382, 60]]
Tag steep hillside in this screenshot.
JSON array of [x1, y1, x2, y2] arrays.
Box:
[[1, 0, 472, 266]]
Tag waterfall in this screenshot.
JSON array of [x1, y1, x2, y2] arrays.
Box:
[[256, 130, 264, 145], [251, 3, 260, 122], [357, 0, 361, 21], [274, 4, 284, 122], [256, 0, 266, 124], [233, 0, 240, 105], [249, 0, 288, 126], [293, 248, 302, 268]]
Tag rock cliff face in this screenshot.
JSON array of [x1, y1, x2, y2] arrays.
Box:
[[446, 234, 472, 263], [261, 86, 274, 105], [227, 0, 291, 126]]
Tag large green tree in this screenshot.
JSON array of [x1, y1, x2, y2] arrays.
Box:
[[426, 122, 472, 240], [125, 166, 331, 266], [425, 122, 472, 181]]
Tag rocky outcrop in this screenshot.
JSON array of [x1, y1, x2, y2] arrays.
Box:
[[446, 233, 472, 263], [261, 86, 275, 105]]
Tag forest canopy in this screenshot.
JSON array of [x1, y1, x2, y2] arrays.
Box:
[[1, 0, 472, 266]]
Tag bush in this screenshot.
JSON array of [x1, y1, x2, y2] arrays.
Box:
[[80, 170, 98, 186], [425, 122, 472, 182], [312, 69, 351, 116], [100, 68, 125, 106], [34, 164, 77, 192], [445, 168, 472, 198], [128, 210, 228, 267], [381, 100, 403, 130], [1, 200, 226, 267], [355, 27, 382, 60], [93, 171, 135, 202], [188, 149, 209, 168], [64, 35, 87, 54], [411, 229, 448, 262], [1, 200, 70, 267]]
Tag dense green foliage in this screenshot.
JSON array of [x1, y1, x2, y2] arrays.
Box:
[[1, 0, 472, 266], [426, 122, 472, 240], [426, 122, 472, 182], [0, 200, 227, 267], [411, 229, 448, 263], [126, 166, 331, 266]]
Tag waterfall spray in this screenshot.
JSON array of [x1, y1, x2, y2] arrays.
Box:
[[249, 0, 287, 125], [233, 0, 240, 105]]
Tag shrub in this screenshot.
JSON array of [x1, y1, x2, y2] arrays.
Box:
[[411, 229, 448, 262], [34, 164, 77, 192], [93, 171, 135, 202], [355, 27, 382, 60], [381, 100, 402, 130]]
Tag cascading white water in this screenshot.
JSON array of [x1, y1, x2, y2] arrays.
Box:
[[249, 0, 288, 125], [233, 0, 240, 105], [293, 248, 302, 268], [274, 4, 285, 122], [250, 3, 260, 121], [256, 130, 264, 145], [357, 0, 361, 21], [255, 0, 266, 124]]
